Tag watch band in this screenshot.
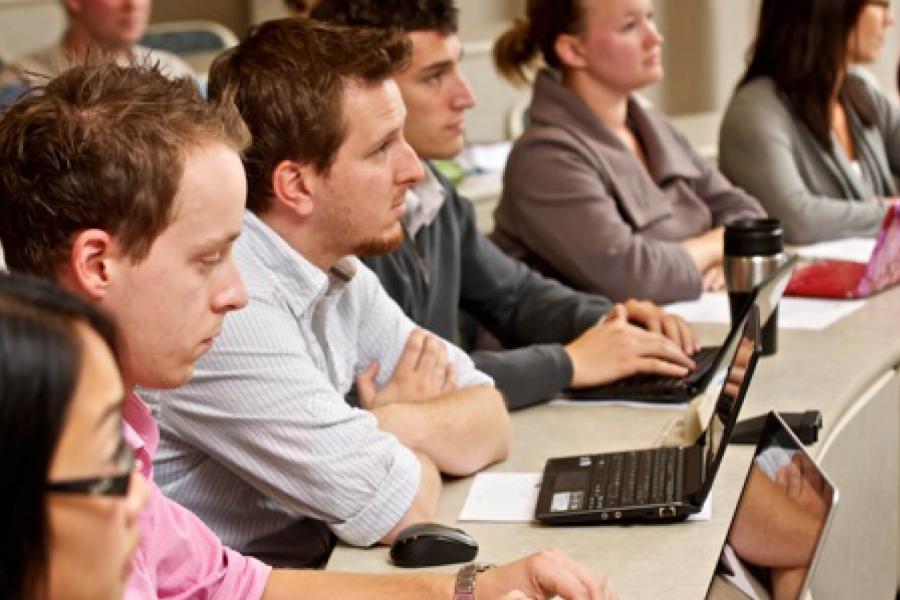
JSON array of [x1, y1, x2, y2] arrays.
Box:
[[453, 563, 494, 600]]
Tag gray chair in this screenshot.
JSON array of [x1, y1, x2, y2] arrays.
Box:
[[140, 20, 238, 80]]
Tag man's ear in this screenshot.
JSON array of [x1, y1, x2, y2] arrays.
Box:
[[555, 33, 588, 70], [272, 159, 317, 218], [63, 229, 117, 301]]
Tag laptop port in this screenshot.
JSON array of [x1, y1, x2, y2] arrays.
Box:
[[659, 506, 677, 518]]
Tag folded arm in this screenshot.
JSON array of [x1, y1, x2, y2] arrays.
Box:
[[372, 385, 510, 476], [150, 298, 425, 548]]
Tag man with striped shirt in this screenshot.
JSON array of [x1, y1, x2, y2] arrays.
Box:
[[0, 60, 616, 600], [144, 18, 511, 568]]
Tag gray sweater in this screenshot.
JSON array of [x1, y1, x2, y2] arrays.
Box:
[[719, 76, 898, 244], [493, 70, 764, 304], [364, 165, 611, 410]]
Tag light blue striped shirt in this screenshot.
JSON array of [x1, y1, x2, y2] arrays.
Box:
[[142, 212, 492, 562]]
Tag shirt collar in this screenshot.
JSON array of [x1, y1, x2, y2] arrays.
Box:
[[625, 99, 702, 183], [530, 68, 702, 184], [241, 211, 358, 314], [404, 162, 447, 238], [123, 392, 158, 479]]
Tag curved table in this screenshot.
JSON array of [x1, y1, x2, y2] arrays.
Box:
[[328, 286, 900, 599]]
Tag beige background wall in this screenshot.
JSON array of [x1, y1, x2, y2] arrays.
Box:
[[1, 0, 898, 143], [454, 0, 900, 141]]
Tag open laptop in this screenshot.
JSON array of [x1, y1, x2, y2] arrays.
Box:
[[786, 201, 900, 299], [535, 305, 761, 525], [565, 256, 797, 404], [705, 412, 839, 600]]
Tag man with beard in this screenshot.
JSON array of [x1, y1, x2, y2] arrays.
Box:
[[143, 18, 510, 568]]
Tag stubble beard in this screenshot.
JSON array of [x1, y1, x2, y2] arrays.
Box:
[[353, 223, 405, 258]]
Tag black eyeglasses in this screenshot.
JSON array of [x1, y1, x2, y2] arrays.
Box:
[[47, 442, 136, 498]]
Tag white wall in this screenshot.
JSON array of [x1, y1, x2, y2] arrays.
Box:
[[453, 0, 900, 142], [0, 0, 66, 61], [2, 0, 898, 138]]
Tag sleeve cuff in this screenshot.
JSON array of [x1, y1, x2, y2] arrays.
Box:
[[220, 548, 273, 600], [329, 441, 421, 546]]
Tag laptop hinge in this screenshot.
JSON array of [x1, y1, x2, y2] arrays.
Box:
[[681, 444, 705, 501]]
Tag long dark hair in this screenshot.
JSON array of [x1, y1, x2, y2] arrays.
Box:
[[493, 0, 586, 85], [0, 272, 118, 599], [739, 0, 873, 151]]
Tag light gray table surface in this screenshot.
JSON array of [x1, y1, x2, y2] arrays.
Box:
[[327, 286, 900, 599]]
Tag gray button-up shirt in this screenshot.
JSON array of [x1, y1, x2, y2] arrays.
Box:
[[142, 212, 492, 562]]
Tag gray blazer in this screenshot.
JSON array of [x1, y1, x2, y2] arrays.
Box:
[[493, 70, 764, 304], [719, 76, 898, 244]]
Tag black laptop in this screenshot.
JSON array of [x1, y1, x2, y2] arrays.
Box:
[[565, 256, 798, 404], [705, 412, 839, 599], [535, 305, 761, 525]]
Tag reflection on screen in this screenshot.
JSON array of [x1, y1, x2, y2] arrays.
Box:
[[706, 415, 837, 600], [703, 309, 760, 478]]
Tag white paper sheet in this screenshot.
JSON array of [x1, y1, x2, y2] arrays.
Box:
[[457, 141, 513, 173], [793, 238, 875, 263], [549, 398, 688, 410], [458, 472, 712, 522], [689, 496, 713, 522], [459, 472, 542, 522], [665, 292, 866, 331]]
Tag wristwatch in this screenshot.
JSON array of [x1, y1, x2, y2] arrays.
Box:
[[453, 563, 494, 600]]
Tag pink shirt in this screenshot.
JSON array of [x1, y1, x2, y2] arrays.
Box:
[[123, 394, 271, 600]]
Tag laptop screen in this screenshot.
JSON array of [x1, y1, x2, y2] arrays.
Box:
[[693, 257, 797, 496], [705, 412, 839, 599], [693, 306, 761, 501]]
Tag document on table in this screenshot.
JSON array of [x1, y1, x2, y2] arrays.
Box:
[[665, 292, 865, 331], [549, 398, 688, 410], [459, 472, 542, 522], [459, 472, 711, 522], [793, 238, 875, 263], [457, 141, 513, 173]]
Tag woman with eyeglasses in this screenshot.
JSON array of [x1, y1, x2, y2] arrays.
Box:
[[0, 272, 148, 599], [720, 0, 899, 245]]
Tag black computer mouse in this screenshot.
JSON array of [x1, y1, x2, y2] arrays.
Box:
[[389, 522, 479, 568]]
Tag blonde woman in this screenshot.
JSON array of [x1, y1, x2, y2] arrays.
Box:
[[492, 0, 765, 303]]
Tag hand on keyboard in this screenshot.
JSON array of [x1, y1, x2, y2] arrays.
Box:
[[566, 305, 696, 388], [621, 298, 699, 355]]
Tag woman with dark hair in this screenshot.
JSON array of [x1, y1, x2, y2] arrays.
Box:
[[719, 0, 898, 244], [0, 272, 147, 599], [491, 0, 764, 304]]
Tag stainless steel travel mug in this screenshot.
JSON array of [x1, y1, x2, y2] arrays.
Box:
[[724, 219, 785, 356]]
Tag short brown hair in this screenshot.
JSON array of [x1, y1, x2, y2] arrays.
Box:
[[0, 63, 250, 278], [207, 17, 410, 214], [311, 0, 459, 35]]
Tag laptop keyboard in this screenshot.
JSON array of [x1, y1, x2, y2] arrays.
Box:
[[602, 346, 719, 393], [588, 447, 680, 509]]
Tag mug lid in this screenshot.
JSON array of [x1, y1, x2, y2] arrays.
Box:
[[724, 218, 783, 256]]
